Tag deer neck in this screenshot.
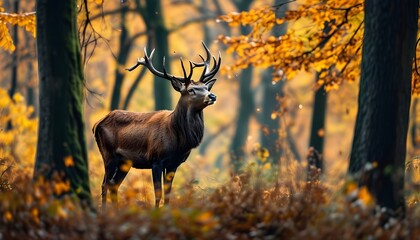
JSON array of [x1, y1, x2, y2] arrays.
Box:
[[172, 97, 204, 150]]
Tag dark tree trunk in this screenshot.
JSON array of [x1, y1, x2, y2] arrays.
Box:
[[9, 0, 19, 100], [201, 0, 211, 46], [230, 67, 254, 172], [349, 0, 418, 212], [110, 6, 130, 110], [6, 0, 19, 130], [259, 0, 287, 166], [26, 61, 37, 118], [146, 0, 172, 110], [307, 21, 333, 173], [229, 0, 254, 173], [308, 79, 326, 171], [34, 0, 92, 203], [260, 69, 283, 165]]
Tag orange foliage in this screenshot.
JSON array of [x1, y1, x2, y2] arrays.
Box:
[[219, 0, 420, 94], [0, 0, 36, 52], [0, 88, 37, 178]]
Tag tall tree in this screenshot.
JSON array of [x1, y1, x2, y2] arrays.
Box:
[[307, 78, 326, 171], [260, 69, 283, 165], [5, 0, 19, 130], [349, 0, 418, 212], [308, 21, 337, 173], [229, 0, 254, 173], [34, 0, 92, 203], [143, 0, 172, 110], [110, 5, 130, 110], [259, 0, 288, 166]]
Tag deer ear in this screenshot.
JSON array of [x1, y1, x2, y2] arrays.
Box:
[[205, 79, 217, 91], [170, 79, 185, 92]]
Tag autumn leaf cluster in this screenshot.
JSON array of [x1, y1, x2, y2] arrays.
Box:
[[0, 88, 37, 179], [0, 0, 35, 52], [218, 0, 420, 94]]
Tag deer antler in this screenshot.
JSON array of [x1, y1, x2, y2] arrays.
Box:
[[191, 42, 222, 84], [126, 48, 192, 84], [126, 42, 221, 85]]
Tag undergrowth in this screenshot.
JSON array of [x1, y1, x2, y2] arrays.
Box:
[[1, 163, 420, 240]]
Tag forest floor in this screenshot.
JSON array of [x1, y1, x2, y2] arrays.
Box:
[[1, 164, 419, 240]]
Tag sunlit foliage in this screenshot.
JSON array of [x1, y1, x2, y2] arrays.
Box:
[[0, 88, 37, 178], [218, 0, 420, 94], [0, 0, 36, 52]]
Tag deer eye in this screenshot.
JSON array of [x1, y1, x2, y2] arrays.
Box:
[[188, 89, 196, 95]]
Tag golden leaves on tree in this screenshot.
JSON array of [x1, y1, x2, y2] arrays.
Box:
[[0, 0, 36, 52], [220, 0, 420, 94], [219, 1, 367, 92]]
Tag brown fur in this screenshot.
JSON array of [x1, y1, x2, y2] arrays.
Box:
[[94, 83, 213, 208]]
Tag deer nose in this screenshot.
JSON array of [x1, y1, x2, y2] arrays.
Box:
[[208, 93, 217, 101]]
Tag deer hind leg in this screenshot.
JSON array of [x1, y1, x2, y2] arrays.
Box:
[[152, 164, 163, 208], [101, 174, 108, 211], [163, 167, 177, 205], [103, 155, 130, 209]]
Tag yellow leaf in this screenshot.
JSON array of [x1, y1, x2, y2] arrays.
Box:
[[64, 155, 75, 167], [263, 162, 271, 170], [31, 208, 40, 224], [358, 186, 374, 206], [317, 128, 325, 137], [4, 211, 13, 222], [344, 181, 357, 195], [120, 160, 133, 172], [54, 180, 71, 195], [196, 211, 213, 224], [12, 93, 24, 103], [271, 112, 277, 120]]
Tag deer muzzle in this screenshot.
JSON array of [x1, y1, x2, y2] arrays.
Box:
[[205, 93, 217, 105]]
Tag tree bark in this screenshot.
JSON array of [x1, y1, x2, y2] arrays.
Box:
[[145, 0, 172, 110], [308, 78, 326, 171], [260, 69, 283, 165], [6, 0, 19, 130], [307, 21, 334, 173], [349, 0, 418, 212], [229, 0, 255, 173], [230, 67, 254, 172], [26, 61, 37, 118], [34, 0, 92, 203], [110, 6, 131, 110], [259, 0, 288, 166]]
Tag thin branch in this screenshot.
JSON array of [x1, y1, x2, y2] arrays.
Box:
[[330, 3, 363, 11], [122, 63, 148, 109], [89, 7, 137, 21], [168, 15, 217, 33], [339, 42, 362, 76], [337, 20, 364, 58], [124, 15, 217, 50]]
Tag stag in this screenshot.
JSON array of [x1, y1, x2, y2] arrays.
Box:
[[93, 42, 221, 209]]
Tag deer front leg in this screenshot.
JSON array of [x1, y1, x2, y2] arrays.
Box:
[[164, 168, 177, 205], [152, 164, 163, 208]]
